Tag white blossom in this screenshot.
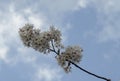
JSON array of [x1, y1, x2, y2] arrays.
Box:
[[56, 46, 83, 73], [49, 26, 63, 48], [19, 24, 62, 54], [19, 24, 34, 47]]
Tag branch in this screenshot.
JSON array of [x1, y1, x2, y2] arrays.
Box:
[[48, 40, 58, 55], [48, 48, 58, 55], [48, 41, 111, 81], [51, 40, 56, 53], [68, 60, 111, 81]]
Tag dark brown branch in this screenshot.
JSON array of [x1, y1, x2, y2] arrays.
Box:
[[68, 60, 111, 81], [48, 48, 58, 55], [48, 42, 111, 81], [48, 40, 58, 55]]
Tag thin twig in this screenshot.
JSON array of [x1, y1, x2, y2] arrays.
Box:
[[51, 40, 56, 52], [48, 48, 58, 55]]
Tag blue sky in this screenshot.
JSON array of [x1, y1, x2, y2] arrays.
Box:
[[0, 0, 120, 81]]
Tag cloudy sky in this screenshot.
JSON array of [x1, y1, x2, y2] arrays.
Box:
[[0, 0, 120, 81]]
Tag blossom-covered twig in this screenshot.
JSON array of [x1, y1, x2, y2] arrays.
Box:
[[19, 23, 111, 81]]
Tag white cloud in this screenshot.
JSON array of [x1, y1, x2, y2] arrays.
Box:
[[92, 0, 120, 14], [76, 0, 120, 14], [34, 65, 62, 81], [75, 0, 88, 10], [35, 0, 79, 14], [0, 4, 46, 64], [98, 24, 120, 42], [76, 0, 120, 43], [0, 46, 9, 63], [95, 0, 120, 43], [15, 47, 37, 63]]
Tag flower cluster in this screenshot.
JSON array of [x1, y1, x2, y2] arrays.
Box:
[[19, 23, 83, 73], [56, 46, 83, 73], [19, 24, 34, 47], [19, 24, 62, 54], [49, 26, 62, 48]]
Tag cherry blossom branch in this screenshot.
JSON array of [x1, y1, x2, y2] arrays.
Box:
[[19, 24, 111, 81]]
